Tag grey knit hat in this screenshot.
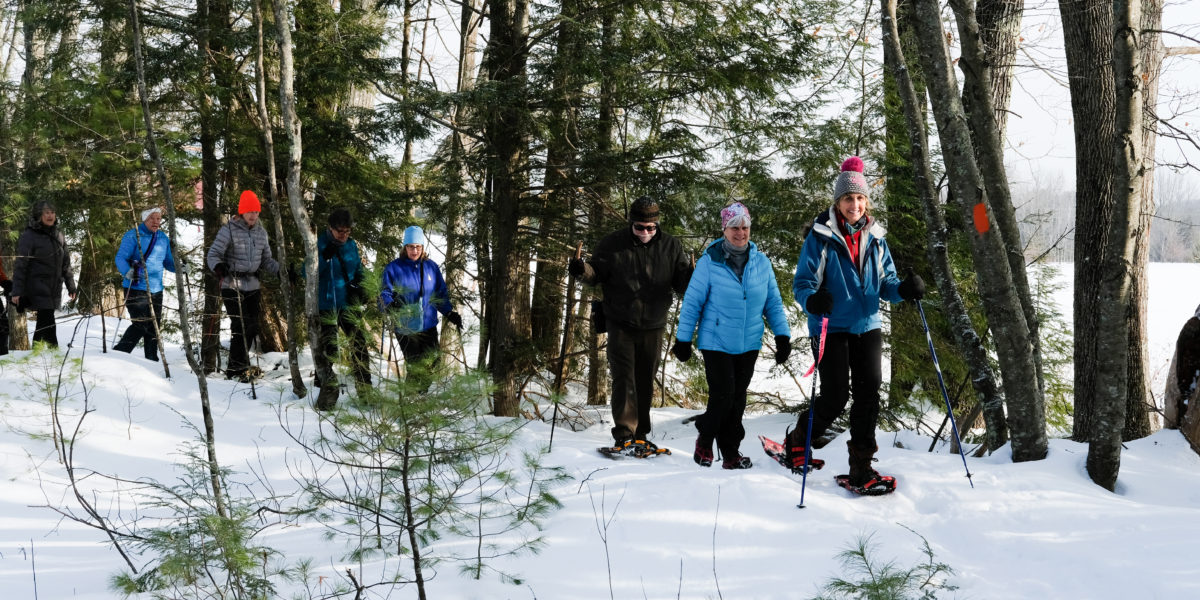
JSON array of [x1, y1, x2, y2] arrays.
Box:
[[833, 156, 870, 202]]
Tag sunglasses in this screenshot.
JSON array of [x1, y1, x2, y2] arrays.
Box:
[[633, 223, 658, 232], [332, 227, 351, 234]]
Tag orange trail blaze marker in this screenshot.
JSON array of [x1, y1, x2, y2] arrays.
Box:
[[973, 203, 990, 234]]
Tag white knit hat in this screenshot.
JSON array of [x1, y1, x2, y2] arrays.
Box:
[[141, 206, 163, 221]]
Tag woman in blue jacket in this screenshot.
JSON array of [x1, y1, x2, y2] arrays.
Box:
[[113, 206, 176, 361], [674, 202, 791, 469], [380, 226, 462, 388], [785, 157, 924, 493]]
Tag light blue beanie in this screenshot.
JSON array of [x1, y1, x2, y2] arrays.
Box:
[[403, 225, 426, 246]]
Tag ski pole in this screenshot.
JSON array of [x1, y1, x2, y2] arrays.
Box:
[[232, 283, 257, 400], [916, 299, 973, 487], [798, 316, 828, 509]]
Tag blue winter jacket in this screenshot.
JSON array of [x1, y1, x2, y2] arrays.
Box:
[[676, 240, 790, 354], [309, 230, 363, 312], [793, 207, 903, 335], [380, 255, 453, 335], [115, 223, 176, 294]]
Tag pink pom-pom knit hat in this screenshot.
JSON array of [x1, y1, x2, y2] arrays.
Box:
[[833, 156, 870, 202]]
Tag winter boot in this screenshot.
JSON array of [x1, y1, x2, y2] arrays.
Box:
[[784, 425, 825, 472], [846, 440, 878, 486], [694, 435, 714, 467], [721, 453, 752, 470]]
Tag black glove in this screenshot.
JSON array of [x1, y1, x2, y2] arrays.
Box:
[[568, 257, 585, 277], [671, 340, 692, 363], [774, 335, 791, 365], [213, 262, 229, 280], [899, 273, 926, 301], [0, 279, 12, 295], [806, 287, 833, 315], [446, 311, 463, 331], [125, 259, 144, 281], [321, 244, 339, 260]]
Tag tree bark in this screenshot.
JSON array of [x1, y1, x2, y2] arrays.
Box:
[[439, 0, 482, 364], [1060, 0, 1119, 444], [1122, 0, 1164, 439], [950, 0, 1045, 396], [883, 0, 1008, 451], [483, 0, 531, 417], [976, 0, 1023, 136], [1085, 0, 1143, 491], [128, 0, 226, 518], [253, 0, 307, 398], [911, 0, 1047, 461], [530, 0, 586, 359], [198, 0, 224, 373], [271, 0, 328, 400], [585, 6, 617, 407]]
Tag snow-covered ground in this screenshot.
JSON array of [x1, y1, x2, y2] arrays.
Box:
[[1, 263, 1198, 599]]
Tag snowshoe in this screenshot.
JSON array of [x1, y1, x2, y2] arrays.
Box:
[[834, 470, 897, 496], [721, 454, 752, 470], [759, 435, 824, 474], [598, 439, 671, 459]]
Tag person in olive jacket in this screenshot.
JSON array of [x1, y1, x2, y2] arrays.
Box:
[[312, 208, 371, 390], [569, 196, 693, 451], [11, 201, 77, 348]]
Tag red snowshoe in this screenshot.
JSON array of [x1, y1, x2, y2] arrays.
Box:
[[759, 435, 825, 474]]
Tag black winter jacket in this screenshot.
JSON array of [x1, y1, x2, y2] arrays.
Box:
[[581, 227, 692, 331], [12, 221, 76, 311]]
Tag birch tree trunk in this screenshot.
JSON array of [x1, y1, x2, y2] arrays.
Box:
[[272, 0, 329, 407], [128, 0, 227, 518], [883, 0, 1008, 451], [253, 0, 306, 399], [1122, 0, 1165, 439], [1085, 0, 1143, 490], [912, 0, 1047, 461]]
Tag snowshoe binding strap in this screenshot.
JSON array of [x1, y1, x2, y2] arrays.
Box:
[[599, 439, 671, 458], [835, 470, 897, 496]]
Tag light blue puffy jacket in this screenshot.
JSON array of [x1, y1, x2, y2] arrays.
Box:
[[676, 240, 790, 354], [115, 223, 176, 294]]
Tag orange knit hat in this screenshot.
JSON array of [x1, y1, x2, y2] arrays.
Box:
[[238, 190, 261, 214]]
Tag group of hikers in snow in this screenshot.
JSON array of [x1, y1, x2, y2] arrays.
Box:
[[203, 192, 461, 403], [2, 155, 1197, 489], [0, 193, 462, 410], [576, 156, 922, 490]]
